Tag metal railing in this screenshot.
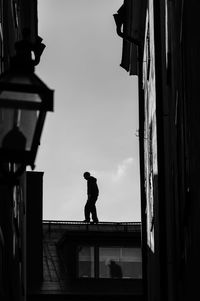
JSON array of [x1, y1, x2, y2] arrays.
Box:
[[43, 219, 141, 225], [43, 220, 141, 233]]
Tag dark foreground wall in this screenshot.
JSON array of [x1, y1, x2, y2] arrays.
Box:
[[26, 171, 43, 290]]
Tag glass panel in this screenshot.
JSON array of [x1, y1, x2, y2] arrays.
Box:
[[122, 247, 141, 261], [0, 91, 42, 103], [19, 109, 39, 150], [99, 247, 142, 279], [78, 246, 94, 278], [0, 108, 39, 151], [10, 75, 32, 85]]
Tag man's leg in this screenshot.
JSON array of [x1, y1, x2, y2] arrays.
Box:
[[84, 201, 90, 222], [91, 205, 98, 223], [91, 196, 98, 223]]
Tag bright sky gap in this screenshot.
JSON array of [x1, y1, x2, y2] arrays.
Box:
[[36, 0, 141, 222]]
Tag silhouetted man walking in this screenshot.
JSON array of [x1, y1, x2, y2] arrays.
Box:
[[83, 172, 99, 224]]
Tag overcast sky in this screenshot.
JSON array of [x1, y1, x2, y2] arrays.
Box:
[[35, 0, 141, 222]]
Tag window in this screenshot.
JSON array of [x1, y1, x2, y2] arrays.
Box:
[[78, 245, 142, 279], [99, 247, 142, 279], [78, 246, 94, 278]]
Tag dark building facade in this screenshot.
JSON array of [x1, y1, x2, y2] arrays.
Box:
[[0, 0, 38, 74], [115, 0, 200, 301], [28, 221, 143, 301], [142, 1, 200, 301], [0, 1, 38, 299], [0, 1, 49, 301], [0, 170, 43, 301]]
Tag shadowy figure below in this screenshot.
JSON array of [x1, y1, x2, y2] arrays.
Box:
[[108, 260, 123, 279]]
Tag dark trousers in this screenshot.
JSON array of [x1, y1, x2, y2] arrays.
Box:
[[84, 195, 98, 222]]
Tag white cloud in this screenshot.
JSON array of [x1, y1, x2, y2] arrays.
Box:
[[111, 157, 134, 182], [92, 157, 135, 182], [90, 157, 140, 222]]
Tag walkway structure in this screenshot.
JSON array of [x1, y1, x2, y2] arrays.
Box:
[[28, 220, 143, 301]]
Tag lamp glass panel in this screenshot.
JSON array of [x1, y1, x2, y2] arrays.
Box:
[[0, 91, 42, 103], [10, 75, 32, 85], [0, 108, 39, 151]]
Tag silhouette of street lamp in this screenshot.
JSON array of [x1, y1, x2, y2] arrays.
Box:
[[0, 30, 54, 177]]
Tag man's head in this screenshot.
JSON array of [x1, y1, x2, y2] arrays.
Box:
[[83, 172, 90, 180]]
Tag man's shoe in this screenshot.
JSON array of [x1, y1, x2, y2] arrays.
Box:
[[92, 220, 99, 224], [83, 219, 90, 223]]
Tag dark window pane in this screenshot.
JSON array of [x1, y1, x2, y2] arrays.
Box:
[[78, 246, 94, 278], [99, 247, 142, 279]]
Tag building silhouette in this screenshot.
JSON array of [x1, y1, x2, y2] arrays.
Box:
[[28, 220, 143, 301], [114, 0, 200, 300], [0, 1, 48, 301]]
